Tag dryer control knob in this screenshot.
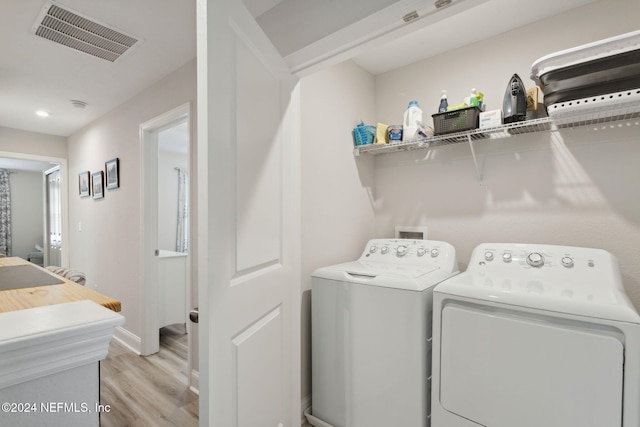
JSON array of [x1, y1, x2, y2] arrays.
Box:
[[527, 252, 544, 268], [369, 246, 378, 253], [502, 252, 512, 263], [431, 248, 440, 257], [381, 246, 389, 254], [561, 256, 574, 268], [417, 247, 426, 257], [397, 245, 408, 257], [484, 251, 494, 261]]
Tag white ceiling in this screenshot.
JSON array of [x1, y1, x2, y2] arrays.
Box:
[[0, 0, 595, 140], [351, 0, 597, 75], [0, 0, 197, 137], [255, 0, 596, 76]]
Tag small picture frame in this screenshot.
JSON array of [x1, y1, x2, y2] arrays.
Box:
[[105, 157, 120, 190], [79, 171, 91, 197], [92, 171, 104, 199]]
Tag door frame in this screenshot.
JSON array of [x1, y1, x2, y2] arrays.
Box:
[[139, 102, 193, 357], [0, 150, 68, 267]]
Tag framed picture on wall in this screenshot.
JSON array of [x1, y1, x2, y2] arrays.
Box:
[[92, 171, 104, 199], [105, 157, 119, 190], [79, 171, 91, 197]]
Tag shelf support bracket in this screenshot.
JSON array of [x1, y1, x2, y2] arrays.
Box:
[[467, 135, 483, 184]]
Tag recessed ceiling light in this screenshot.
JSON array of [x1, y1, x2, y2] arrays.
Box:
[[36, 110, 51, 117]]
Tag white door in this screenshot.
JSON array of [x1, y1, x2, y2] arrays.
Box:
[[196, 0, 301, 426]]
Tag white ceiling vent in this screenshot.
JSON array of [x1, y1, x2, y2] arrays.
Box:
[[32, 1, 141, 62]]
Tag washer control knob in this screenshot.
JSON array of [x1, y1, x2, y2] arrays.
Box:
[[431, 248, 440, 258], [502, 252, 512, 263], [561, 256, 574, 268], [417, 247, 426, 257], [527, 252, 544, 268], [396, 245, 408, 257], [381, 246, 389, 254], [484, 251, 494, 261], [369, 246, 377, 254]]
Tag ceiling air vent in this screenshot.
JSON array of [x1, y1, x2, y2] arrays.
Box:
[[32, 1, 141, 62]]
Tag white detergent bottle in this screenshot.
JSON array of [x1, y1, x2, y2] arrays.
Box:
[[402, 100, 422, 141], [469, 88, 478, 107]]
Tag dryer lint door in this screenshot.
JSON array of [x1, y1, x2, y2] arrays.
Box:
[[438, 303, 623, 427]]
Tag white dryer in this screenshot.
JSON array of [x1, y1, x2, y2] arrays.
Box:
[[431, 243, 640, 427], [308, 239, 459, 427]]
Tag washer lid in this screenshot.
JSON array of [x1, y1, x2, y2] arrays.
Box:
[[435, 243, 640, 323], [435, 272, 640, 323], [345, 260, 439, 278], [313, 261, 453, 291]]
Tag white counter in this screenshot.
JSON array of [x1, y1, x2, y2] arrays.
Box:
[[0, 300, 124, 427]]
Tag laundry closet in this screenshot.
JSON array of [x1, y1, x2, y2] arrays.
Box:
[[299, 0, 640, 412]]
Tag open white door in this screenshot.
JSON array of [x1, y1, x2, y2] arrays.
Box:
[[196, 0, 301, 426]]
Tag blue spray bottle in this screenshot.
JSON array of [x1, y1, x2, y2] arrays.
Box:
[[438, 90, 448, 113]]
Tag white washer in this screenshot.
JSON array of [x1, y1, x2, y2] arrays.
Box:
[[431, 243, 640, 427], [308, 239, 459, 427]]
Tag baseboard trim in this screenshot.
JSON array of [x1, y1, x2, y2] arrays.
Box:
[[304, 407, 334, 427], [112, 326, 141, 355], [189, 369, 199, 395], [301, 394, 312, 425]]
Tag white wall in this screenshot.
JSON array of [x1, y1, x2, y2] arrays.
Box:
[[67, 60, 197, 346], [0, 127, 67, 159], [8, 170, 44, 259], [299, 60, 377, 400], [375, 0, 640, 128], [372, 0, 640, 308]]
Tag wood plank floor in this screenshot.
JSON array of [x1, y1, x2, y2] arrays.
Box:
[[100, 325, 199, 427]]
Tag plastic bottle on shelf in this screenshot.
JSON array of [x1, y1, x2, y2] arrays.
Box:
[[469, 88, 478, 107], [438, 91, 448, 113], [402, 100, 423, 141]]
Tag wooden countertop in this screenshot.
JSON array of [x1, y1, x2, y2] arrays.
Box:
[[0, 257, 121, 313]]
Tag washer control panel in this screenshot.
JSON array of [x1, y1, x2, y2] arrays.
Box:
[[471, 243, 613, 275], [360, 239, 455, 266], [438, 243, 639, 322]]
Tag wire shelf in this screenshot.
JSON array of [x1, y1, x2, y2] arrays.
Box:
[[353, 100, 640, 157], [353, 117, 554, 156]]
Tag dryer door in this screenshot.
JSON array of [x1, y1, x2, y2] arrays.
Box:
[[439, 303, 623, 427]]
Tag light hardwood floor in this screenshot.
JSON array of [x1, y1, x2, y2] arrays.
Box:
[[100, 325, 198, 426]]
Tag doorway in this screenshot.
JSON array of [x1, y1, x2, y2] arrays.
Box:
[[139, 103, 198, 391], [0, 152, 67, 266]]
